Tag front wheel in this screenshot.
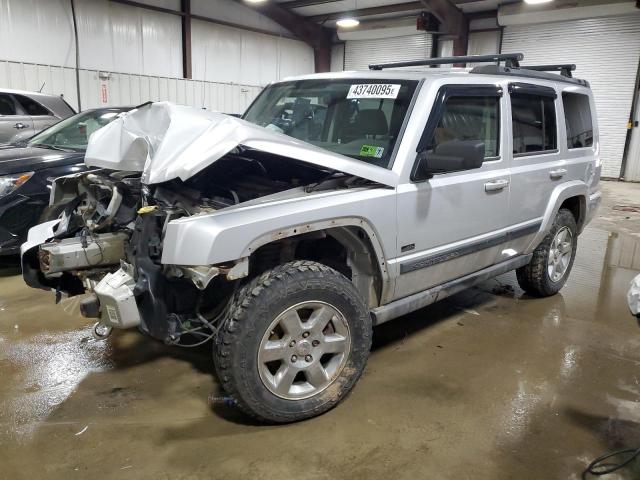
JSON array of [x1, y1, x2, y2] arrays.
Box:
[[516, 208, 578, 297], [213, 260, 372, 423]]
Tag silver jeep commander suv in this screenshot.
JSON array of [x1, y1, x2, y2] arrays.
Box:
[[21, 53, 601, 422]]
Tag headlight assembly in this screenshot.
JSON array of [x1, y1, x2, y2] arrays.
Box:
[[0, 172, 34, 199]]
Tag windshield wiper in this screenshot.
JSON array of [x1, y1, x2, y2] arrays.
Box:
[[30, 144, 79, 152]]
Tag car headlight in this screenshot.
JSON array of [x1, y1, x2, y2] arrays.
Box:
[[0, 172, 34, 199]]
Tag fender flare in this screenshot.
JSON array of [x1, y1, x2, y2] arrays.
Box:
[[240, 216, 391, 281], [526, 180, 588, 253]]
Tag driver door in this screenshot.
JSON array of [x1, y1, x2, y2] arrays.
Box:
[[393, 84, 512, 299]]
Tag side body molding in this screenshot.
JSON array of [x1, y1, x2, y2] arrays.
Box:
[[525, 180, 588, 253]]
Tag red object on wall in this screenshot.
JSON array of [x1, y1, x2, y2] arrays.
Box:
[[101, 84, 108, 104]]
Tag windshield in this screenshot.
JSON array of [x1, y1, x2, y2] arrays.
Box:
[[243, 79, 419, 168], [27, 109, 127, 151]]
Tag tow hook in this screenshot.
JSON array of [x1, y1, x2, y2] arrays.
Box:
[[92, 322, 113, 340]]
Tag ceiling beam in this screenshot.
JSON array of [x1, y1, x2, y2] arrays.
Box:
[[280, 0, 342, 9], [419, 0, 468, 57], [309, 2, 424, 22], [236, 1, 334, 72]]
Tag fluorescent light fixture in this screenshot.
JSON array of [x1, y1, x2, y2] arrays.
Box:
[[336, 17, 360, 28], [524, 0, 553, 4], [244, 0, 267, 3]]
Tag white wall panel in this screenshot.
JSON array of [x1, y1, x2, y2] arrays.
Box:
[[0, 60, 262, 114], [502, 15, 640, 178], [278, 37, 314, 79], [0, 0, 74, 67], [191, 19, 313, 86], [75, 0, 182, 77], [191, 0, 291, 36], [0, 60, 78, 111]]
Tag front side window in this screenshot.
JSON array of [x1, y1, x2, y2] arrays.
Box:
[[562, 92, 593, 149], [243, 79, 419, 168], [430, 95, 500, 158], [511, 93, 557, 155]]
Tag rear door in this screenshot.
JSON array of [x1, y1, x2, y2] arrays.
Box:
[[506, 83, 561, 254], [13, 94, 57, 135], [0, 93, 34, 144], [394, 83, 511, 299]]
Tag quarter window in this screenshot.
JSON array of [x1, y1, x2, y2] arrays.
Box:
[[562, 92, 593, 149], [430, 95, 500, 158], [511, 94, 557, 155]]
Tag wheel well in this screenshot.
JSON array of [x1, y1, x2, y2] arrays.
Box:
[[559, 196, 586, 231], [247, 226, 383, 308]]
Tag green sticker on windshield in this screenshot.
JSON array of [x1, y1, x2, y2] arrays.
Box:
[[360, 145, 384, 158]]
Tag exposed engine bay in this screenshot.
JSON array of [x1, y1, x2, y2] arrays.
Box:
[[22, 148, 358, 345]]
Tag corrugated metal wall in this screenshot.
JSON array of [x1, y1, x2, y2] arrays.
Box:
[[344, 33, 432, 71], [0, 0, 314, 114], [0, 60, 263, 114], [502, 15, 640, 179]]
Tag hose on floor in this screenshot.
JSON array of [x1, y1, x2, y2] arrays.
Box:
[[582, 447, 640, 478]]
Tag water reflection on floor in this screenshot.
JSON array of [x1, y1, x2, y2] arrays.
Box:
[[1, 225, 640, 480]]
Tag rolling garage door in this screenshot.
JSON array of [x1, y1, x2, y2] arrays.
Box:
[[502, 15, 640, 179], [344, 33, 432, 71]]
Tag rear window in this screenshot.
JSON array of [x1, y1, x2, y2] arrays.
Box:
[[562, 92, 593, 149], [511, 93, 557, 155], [15, 94, 51, 116]]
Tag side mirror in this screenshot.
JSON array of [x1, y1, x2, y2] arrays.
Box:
[[416, 140, 486, 177]]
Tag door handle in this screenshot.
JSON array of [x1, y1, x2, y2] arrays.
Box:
[[484, 179, 509, 192], [549, 168, 567, 180], [13, 122, 27, 130]]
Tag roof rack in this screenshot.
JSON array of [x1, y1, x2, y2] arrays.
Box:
[[521, 64, 576, 78], [368, 53, 523, 71]]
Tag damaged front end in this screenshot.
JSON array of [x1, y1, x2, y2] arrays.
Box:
[[20, 102, 394, 345], [20, 152, 348, 345]]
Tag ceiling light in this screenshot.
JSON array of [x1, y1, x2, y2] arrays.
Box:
[[524, 0, 553, 4], [244, 0, 267, 3], [336, 17, 360, 28]]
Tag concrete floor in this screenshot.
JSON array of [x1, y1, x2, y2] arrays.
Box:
[[2, 181, 640, 480]]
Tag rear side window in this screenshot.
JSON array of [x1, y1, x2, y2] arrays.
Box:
[[14, 94, 51, 116], [562, 92, 593, 149], [0, 94, 16, 115], [511, 94, 557, 155], [431, 96, 500, 158]]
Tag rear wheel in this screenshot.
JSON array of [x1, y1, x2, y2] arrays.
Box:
[[213, 260, 372, 423], [516, 208, 577, 297]]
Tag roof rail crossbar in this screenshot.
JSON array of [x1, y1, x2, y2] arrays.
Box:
[[368, 53, 523, 71], [521, 64, 576, 78]]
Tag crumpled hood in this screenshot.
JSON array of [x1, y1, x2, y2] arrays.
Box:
[[84, 102, 397, 187]]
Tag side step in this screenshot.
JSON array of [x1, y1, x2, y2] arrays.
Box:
[[370, 254, 532, 325]]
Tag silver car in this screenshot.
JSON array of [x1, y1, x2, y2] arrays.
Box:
[[0, 88, 75, 145], [20, 54, 601, 423]]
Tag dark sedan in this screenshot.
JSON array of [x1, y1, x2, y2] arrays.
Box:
[[0, 107, 130, 256]]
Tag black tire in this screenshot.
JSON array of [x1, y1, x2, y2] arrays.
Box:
[[213, 260, 372, 423], [516, 208, 578, 297]]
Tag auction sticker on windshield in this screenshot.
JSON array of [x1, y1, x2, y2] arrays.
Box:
[[347, 84, 400, 99]]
